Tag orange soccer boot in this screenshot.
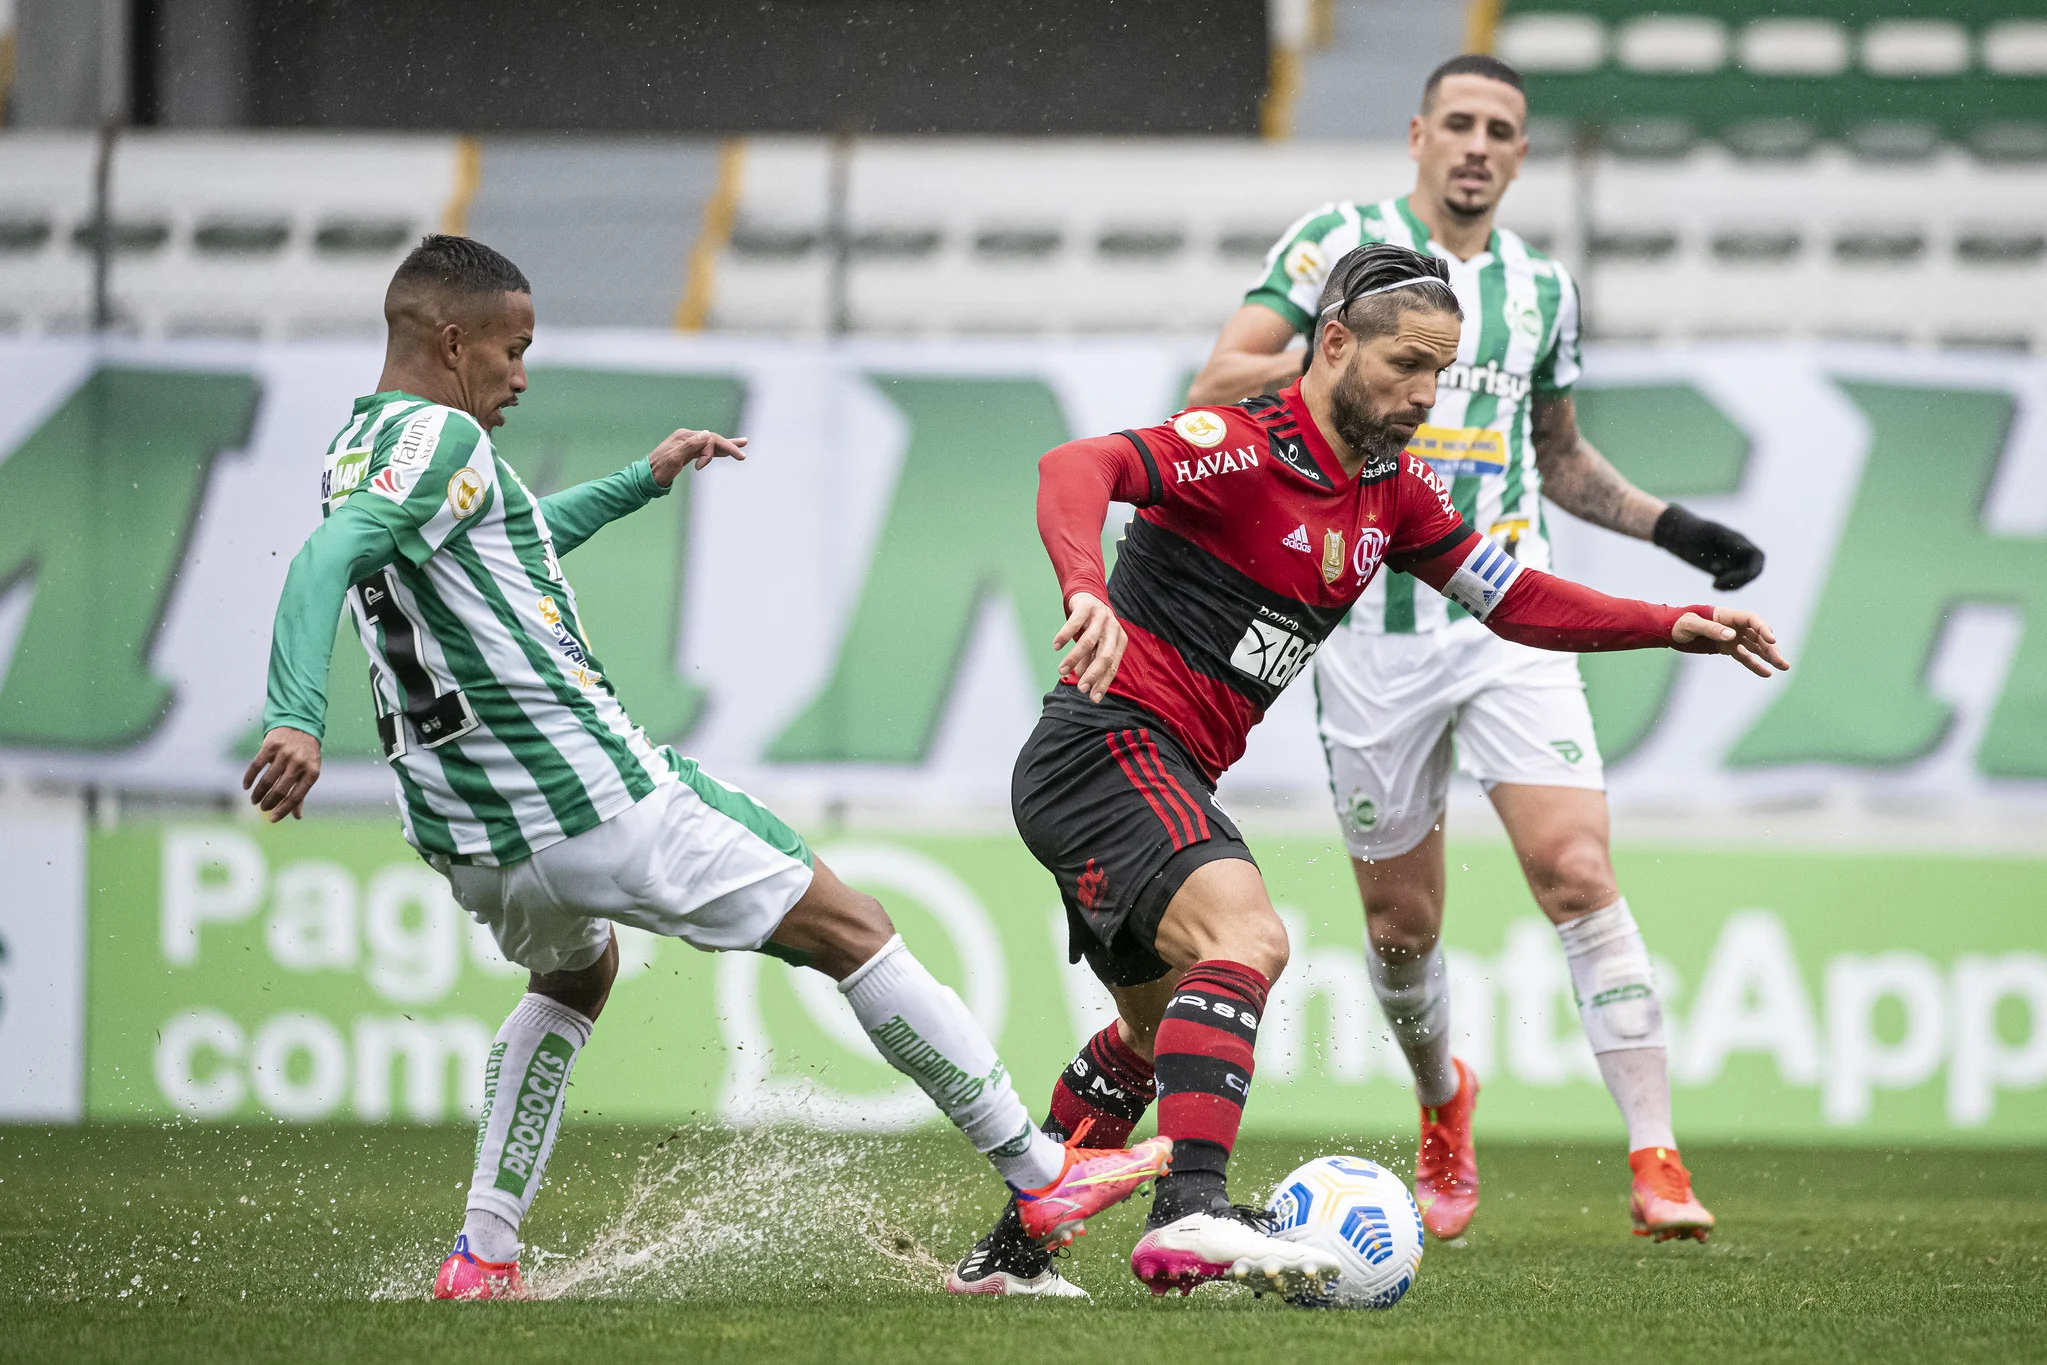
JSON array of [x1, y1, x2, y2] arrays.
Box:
[[1630, 1146, 1714, 1242], [1013, 1120, 1174, 1248], [1414, 1057, 1480, 1240], [432, 1235, 527, 1300]]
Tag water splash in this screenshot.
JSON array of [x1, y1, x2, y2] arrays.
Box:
[[527, 1127, 948, 1301]]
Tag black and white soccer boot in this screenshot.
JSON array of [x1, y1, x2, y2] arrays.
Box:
[[945, 1202, 1090, 1298]]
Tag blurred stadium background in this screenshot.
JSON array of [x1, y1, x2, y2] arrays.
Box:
[[0, 0, 2043, 1157]]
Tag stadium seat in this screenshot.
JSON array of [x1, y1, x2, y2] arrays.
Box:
[[0, 132, 465, 340], [2, 128, 2041, 350], [1494, 1, 2047, 158]]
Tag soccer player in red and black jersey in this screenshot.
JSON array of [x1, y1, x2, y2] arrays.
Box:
[[944, 242, 1788, 1301]]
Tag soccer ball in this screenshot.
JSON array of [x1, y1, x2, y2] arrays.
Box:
[[1265, 1155, 1424, 1309]]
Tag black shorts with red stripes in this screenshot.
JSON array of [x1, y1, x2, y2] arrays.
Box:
[[1012, 684, 1256, 988]]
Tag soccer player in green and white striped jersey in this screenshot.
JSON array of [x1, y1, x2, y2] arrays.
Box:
[[1189, 55, 1766, 1245], [244, 236, 1167, 1300]]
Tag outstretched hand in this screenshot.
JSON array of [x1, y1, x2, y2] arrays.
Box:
[[243, 726, 322, 822], [1672, 607, 1790, 678], [1055, 592, 1127, 702], [648, 429, 748, 487]]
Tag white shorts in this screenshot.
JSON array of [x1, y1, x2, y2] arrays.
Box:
[[440, 764, 815, 975], [1315, 617, 1605, 861]]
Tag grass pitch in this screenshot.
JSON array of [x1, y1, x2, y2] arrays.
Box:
[[0, 1124, 2040, 1364]]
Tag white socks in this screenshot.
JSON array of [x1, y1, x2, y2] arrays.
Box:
[[462, 992, 593, 1260], [840, 935, 1066, 1190], [1556, 899, 1677, 1151], [1366, 942, 1459, 1108]]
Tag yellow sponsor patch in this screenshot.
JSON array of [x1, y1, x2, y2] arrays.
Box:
[[1405, 424, 1507, 477]]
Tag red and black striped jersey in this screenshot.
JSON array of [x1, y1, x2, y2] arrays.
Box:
[[1038, 381, 1706, 782]]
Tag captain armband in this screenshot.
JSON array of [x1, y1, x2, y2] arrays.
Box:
[[1440, 537, 1523, 621]]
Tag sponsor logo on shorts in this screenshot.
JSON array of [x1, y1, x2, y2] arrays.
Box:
[[1551, 739, 1584, 764], [1077, 858, 1107, 911]]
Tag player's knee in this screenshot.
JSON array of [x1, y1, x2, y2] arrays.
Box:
[[798, 887, 897, 981], [1528, 835, 1618, 921], [1368, 922, 1441, 964], [1117, 1011, 1161, 1060], [529, 932, 618, 1021], [1362, 888, 1443, 958], [1236, 911, 1291, 984]]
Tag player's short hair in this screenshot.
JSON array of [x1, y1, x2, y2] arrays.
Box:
[[389, 234, 531, 298], [1421, 53, 1525, 112], [1315, 243, 1460, 352]]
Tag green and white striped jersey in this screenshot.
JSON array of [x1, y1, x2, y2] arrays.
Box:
[[1245, 194, 1582, 635], [321, 392, 670, 865]]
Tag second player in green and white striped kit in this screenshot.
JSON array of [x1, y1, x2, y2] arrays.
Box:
[[1190, 55, 1766, 1244], [247, 235, 1168, 1301], [1246, 190, 1580, 638]]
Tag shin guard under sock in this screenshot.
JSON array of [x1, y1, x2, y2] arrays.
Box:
[[841, 934, 1066, 1190], [464, 993, 593, 1248], [1150, 959, 1268, 1221], [1044, 1023, 1156, 1147]]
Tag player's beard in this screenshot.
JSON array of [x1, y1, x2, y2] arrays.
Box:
[[1330, 358, 1420, 466]]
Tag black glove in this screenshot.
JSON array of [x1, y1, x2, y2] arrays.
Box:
[[1652, 504, 1765, 591]]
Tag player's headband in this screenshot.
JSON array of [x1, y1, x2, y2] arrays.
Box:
[[1318, 275, 1453, 318]]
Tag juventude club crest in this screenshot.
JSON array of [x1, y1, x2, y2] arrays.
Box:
[[1345, 790, 1378, 831]]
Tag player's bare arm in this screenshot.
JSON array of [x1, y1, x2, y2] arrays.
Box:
[[1531, 395, 1766, 590], [1187, 304, 1304, 405], [1529, 395, 1665, 538]]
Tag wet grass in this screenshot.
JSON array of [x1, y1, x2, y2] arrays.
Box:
[[0, 1125, 2041, 1363]]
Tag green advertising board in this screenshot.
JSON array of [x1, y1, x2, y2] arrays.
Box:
[[86, 818, 2047, 1144]]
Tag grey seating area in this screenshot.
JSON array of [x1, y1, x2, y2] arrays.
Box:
[[2, 128, 2044, 349]]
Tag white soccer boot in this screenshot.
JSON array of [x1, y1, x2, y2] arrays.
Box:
[[1130, 1205, 1340, 1298]]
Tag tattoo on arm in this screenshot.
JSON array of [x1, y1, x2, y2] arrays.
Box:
[[1531, 396, 1666, 540]]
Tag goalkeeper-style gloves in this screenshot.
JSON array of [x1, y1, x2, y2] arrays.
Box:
[[1652, 504, 1765, 591]]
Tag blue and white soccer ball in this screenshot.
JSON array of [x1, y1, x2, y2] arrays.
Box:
[[1265, 1155, 1425, 1309]]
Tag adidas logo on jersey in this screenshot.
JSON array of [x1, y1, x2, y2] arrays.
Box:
[[1283, 524, 1313, 553]]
